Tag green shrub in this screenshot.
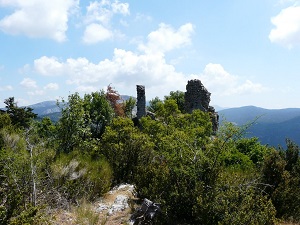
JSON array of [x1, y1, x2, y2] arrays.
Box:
[[51, 151, 112, 202]]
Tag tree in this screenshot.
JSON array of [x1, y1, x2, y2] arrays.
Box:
[[4, 97, 37, 129], [147, 97, 163, 113], [83, 91, 114, 138], [164, 90, 186, 113], [284, 139, 299, 172], [106, 84, 124, 117], [0, 113, 11, 129], [123, 96, 136, 118], [56, 91, 114, 154], [56, 93, 90, 153], [101, 117, 154, 184]]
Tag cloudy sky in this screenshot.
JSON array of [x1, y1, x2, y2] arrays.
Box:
[[0, 0, 300, 109]]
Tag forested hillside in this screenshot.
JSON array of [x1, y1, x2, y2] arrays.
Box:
[[219, 106, 300, 146], [1, 89, 300, 224]]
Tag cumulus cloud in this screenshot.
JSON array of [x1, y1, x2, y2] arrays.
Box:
[[269, 5, 300, 48], [199, 63, 267, 96], [34, 56, 64, 76], [139, 23, 194, 54], [20, 78, 37, 89], [31, 23, 266, 101], [82, 23, 113, 44], [0, 0, 79, 42], [33, 57, 266, 101], [82, 0, 130, 44]]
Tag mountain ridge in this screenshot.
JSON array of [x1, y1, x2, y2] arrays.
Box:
[[219, 106, 300, 146]]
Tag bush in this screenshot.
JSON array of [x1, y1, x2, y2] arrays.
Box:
[[51, 151, 112, 203]]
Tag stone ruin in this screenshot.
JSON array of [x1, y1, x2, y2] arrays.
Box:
[[184, 79, 219, 133], [136, 85, 146, 119], [136, 80, 219, 133], [184, 79, 211, 113]]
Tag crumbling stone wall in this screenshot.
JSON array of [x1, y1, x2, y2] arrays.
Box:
[[184, 79, 211, 113], [184, 79, 219, 134], [136, 85, 146, 119]]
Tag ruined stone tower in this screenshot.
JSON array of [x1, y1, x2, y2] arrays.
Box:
[[184, 79, 219, 133], [136, 85, 146, 119], [184, 79, 211, 113]]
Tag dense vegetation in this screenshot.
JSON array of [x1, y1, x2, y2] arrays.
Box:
[[1, 88, 300, 224]]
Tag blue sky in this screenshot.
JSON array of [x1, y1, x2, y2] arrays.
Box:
[[0, 0, 300, 109]]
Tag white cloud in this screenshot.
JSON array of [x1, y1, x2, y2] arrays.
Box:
[[199, 63, 267, 96], [82, 23, 113, 44], [85, 0, 113, 25], [139, 23, 194, 54], [0, 85, 13, 91], [44, 83, 59, 90], [31, 23, 266, 101], [32, 49, 191, 99], [34, 56, 64, 76], [269, 5, 300, 48], [112, 1, 129, 15], [0, 0, 79, 42], [85, 0, 129, 24], [82, 0, 130, 44], [20, 78, 37, 89], [33, 55, 266, 101]]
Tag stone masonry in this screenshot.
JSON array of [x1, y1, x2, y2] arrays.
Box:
[[136, 85, 146, 119], [184, 79, 219, 133]]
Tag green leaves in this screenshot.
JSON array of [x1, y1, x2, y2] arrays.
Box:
[[56, 91, 114, 153], [4, 97, 37, 129], [101, 117, 154, 184]]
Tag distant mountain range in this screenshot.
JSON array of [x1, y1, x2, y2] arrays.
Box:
[[26, 101, 300, 148], [218, 106, 300, 147]]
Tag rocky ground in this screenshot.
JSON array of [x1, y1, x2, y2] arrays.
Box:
[[51, 184, 137, 225]]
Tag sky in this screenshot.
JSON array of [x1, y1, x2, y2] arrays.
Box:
[[0, 0, 300, 109]]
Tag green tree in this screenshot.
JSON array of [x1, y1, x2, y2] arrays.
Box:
[[236, 137, 271, 167], [101, 117, 154, 184], [147, 96, 163, 113], [123, 96, 136, 118], [0, 113, 11, 129], [284, 138, 299, 172], [4, 97, 37, 129], [83, 91, 114, 138], [56, 93, 90, 153], [56, 91, 113, 153], [261, 150, 286, 195], [164, 90, 186, 113]]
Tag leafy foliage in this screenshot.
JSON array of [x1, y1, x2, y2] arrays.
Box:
[[106, 84, 125, 117], [2, 89, 300, 224], [164, 90, 186, 113], [123, 96, 136, 118], [4, 97, 37, 129]]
